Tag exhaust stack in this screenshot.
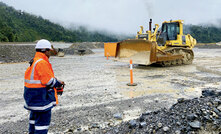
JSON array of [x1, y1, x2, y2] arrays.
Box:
[[149, 19, 152, 31]]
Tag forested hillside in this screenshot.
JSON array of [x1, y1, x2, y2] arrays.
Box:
[[0, 2, 118, 42], [185, 25, 221, 43]]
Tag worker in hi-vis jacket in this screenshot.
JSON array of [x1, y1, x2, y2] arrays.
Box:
[[24, 39, 65, 134]]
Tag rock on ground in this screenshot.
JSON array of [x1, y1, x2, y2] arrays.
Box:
[[102, 90, 221, 134]]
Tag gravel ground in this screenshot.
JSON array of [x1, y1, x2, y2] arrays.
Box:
[[0, 45, 35, 63], [0, 43, 221, 133], [103, 90, 221, 134]]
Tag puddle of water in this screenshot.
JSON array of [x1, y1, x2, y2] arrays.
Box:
[[122, 89, 178, 98], [122, 87, 201, 98], [143, 75, 165, 79]]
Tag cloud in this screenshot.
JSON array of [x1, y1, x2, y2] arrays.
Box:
[[1, 0, 221, 35]]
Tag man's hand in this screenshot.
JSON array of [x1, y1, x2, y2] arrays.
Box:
[[57, 80, 65, 95]]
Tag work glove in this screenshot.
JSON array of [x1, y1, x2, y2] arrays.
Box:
[[56, 84, 64, 95]]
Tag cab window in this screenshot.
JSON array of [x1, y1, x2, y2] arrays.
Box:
[[162, 22, 179, 40]]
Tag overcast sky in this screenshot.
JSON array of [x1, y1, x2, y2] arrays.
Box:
[[1, 0, 221, 35]]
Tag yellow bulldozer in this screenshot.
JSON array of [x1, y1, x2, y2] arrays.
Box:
[[115, 19, 196, 66]]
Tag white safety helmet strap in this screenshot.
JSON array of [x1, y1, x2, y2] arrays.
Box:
[[35, 39, 52, 50]]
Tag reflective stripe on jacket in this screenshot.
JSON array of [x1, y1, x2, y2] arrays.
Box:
[[24, 52, 60, 112]]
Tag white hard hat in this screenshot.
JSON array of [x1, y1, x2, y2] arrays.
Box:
[[35, 39, 52, 49]]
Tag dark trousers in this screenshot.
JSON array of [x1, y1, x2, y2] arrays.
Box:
[[29, 110, 51, 134]]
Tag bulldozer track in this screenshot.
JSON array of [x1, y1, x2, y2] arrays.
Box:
[[157, 47, 194, 67]]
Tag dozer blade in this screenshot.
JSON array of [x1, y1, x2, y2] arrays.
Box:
[[115, 39, 157, 65]]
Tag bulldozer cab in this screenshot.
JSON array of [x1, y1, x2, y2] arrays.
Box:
[[157, 22, 180, 46], [163, 22, 179, 40]]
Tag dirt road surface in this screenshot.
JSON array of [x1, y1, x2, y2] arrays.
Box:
[[0, 45, 221, 133]]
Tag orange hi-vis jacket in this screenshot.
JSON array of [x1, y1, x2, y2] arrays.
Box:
[[24, 52, 61, 112]]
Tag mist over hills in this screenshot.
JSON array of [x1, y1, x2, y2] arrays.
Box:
[[0, 1, 221, 43]]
